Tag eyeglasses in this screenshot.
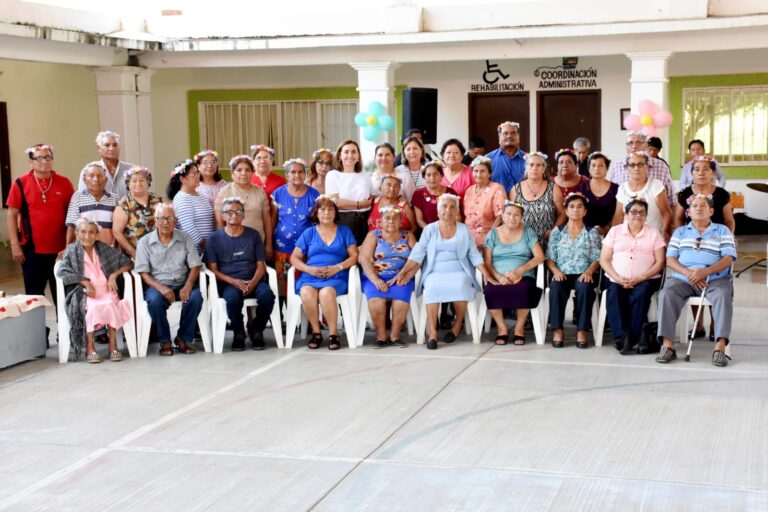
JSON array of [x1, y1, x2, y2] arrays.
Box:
[[32, 156, 53, 162], [316, 160, 332, 166], [694, 237, 703, 251], [627, 210, 647, 216], [223, 210, 245, 216], [157, 216, 176, 223], [626, 163, 647, 169]]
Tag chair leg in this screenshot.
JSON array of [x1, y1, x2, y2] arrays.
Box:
[[416, 299, 427, 345], [198, 305, 212, 353], [270, 302, 284, 349], [285, 297, 303, 349], [212, 299, 228, 354], [338, 296, 357, 349], [468, 300, 480, 344], [595, 290, 608, 347], [530, 307, 544, 345]]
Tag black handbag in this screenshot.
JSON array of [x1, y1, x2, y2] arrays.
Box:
[[640, 321, 660, 353]]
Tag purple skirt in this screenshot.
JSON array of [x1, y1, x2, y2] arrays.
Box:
[[483, 276, 541, 310]]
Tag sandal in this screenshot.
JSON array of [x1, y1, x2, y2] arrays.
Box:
[[553, 338, 564, 348], [655, 346, 677, 364], [174, 338, 197, 354], [576, 340, 588, 349], [86, 351, 102, 364], [374, 339, 388, 349], [159, 342, 174, 356], [513, 335, 526, 346], [495, 334, 508, 345], [712, 350, 730, 367], [109, 350, 123, 362], [308, 333, 323, 350], [328, 335, 341, 351]]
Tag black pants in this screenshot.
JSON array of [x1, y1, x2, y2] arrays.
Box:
[[338, 211, 370, 246], [22, 244, 58, 306]]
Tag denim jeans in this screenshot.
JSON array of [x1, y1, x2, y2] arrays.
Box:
[[548, 275, 596, 331], [219, 281, 275, 334], [144, 285, 203, 344]]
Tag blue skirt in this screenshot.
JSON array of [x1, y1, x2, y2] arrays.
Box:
[[362, 275, 414, 303]]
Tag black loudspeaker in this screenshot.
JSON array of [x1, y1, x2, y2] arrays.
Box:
[[402, 88, 438, 144]]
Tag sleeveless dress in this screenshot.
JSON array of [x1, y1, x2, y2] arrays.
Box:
[[513, 180, 557, 247], [422, 235, 475, 303], [361, 229, 414, 302]]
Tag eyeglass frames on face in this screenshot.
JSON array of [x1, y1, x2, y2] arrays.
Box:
[[32, 156, 53, 162], [157, 216, 176, 223], [626, 163, 647, 169], [627, 209, 647, 216], [223, 210, 245, 216]]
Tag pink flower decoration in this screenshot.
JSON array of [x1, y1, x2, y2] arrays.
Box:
[[623, 99, 674, 137]]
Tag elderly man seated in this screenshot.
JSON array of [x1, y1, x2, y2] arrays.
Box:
[[655, 194, 736, 367], [205, 197, 275, 351], [134, 203, 203, 356]]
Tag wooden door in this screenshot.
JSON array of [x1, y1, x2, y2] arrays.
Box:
[[537, 90, 601, 174], [0, 103, 9, 205], [468, 92, 530, 153]]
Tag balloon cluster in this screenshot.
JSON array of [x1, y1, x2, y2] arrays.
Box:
[[623, 99, 673, 137], [354, 101, 395, 142]]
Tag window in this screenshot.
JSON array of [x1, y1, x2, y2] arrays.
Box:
[[682, 85, 768, 165], [198, 99, 359, 167]]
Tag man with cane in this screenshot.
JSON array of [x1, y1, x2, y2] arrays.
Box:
[[655, 194, 736, 366]]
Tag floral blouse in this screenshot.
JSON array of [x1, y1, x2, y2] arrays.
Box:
[[546, 224, 601, 274], [118, 192, 163, 249]]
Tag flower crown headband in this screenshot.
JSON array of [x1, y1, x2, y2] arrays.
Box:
[[694, 155, 714, 163], [555, 148, 576, 160], [503, 200, 525, 212], [194, 150, 218, 162], [564, 191, 588, 205], [171, 159, 196, 177], [75, 216, 101, 232], [422, 159, 445, 172], [154, 202, 175, 216], [379, 205, 402, 215], [26, 144, 54, 157], [250, 144, 275, 156], [316, 194, 337, 204], [312, 148, 333, 160], [525, 151, 548, 162], [685, 193, 714, 206], [470, 156, 492, 169], [497, 121, 520, 133], [588, 151, 607, 160], [283, 157, 308, 171], [125, 166, 151, 178], [229, 154, 253, 169]]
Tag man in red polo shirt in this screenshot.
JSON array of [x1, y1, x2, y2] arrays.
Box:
[[6, 144, 74, 313]]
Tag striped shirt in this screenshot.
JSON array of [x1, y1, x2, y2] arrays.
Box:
[[65, 190, 117, 229], [608, 156, 677, 207], [667, 222, 736, 282], [173, 191, 215, 253]]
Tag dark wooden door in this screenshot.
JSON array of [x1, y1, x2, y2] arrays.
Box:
[[468, 92, 530, 153], [537, 90, 601, 174], [0, 103, 9, 205]]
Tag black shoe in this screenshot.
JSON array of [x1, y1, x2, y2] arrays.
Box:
[[390, 339, 406, 348], [251, 331, 265, 351], [613, 336, 624, 351], [688, 329, 706, 340], [231, 333, 246, 351], [426, 339, 438, 350], [444, 331, 458, 344], [620, 335, 635, 355], [709, 333, 716, 342], [636, 344, 652, 355]]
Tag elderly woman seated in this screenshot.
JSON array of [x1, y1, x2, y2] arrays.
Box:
[[57, 218, 133, 363], [600, 199, 666, 354], [655, 194, 736, 367], [289, 196, 358, 350], [395, 193, 494, 350], [483, 201, 545, 345], [359, 205, 417, 347], [546, 193, 602, 348]]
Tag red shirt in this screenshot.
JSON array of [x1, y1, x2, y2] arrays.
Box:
[[411, 187, 459, 225], [252, 172, 287, 198], [6, 170, 74, 254], [367, 197, 413, 232]]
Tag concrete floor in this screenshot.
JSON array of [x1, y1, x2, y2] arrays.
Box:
[[0, 237, 766, 511]]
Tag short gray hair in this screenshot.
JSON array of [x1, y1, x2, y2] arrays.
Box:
[[626, 130, 648, 142], [573, 137, 590, 149], [95, 130, 121, 146], [437, 193, 460, 210], [221, 197, 245, 213]]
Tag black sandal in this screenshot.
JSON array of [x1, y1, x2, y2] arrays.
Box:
[[495, 334, 508, 345], [374, 339, 388, 349], [553, 339, 564, 348], [513, 335, 526, 346], [308, 333, 323, 350], [328, 335, 341, 351], [576, 340, 588, 349]]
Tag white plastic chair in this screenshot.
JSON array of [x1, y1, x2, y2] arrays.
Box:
[[594, 283, 660, 347], [415, 272, 482, 345], [203, 266, 283, 353], [475, 263, 547, 345], [53, 261, 137, 363], [284, 265, 360, 349], [133, 268, 212, 357], [356, 270, 421, 346]]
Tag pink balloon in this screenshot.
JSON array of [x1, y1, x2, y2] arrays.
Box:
[[643, 126, 657, 137], [623, 114, 643, 131], [653, 111, 673, 128], [637, 99, 657, 116]]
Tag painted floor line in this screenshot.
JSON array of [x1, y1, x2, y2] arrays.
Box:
[[116, 445, 362, 464]]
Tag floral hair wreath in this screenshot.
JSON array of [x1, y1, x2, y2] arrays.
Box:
[[503, 200, 526, 213], [497, 121, 520, 133], [194, 150, 218, 163], [588, 151, 607, 160], [564, 191, 589, 206], [125, 166, 151, 178], [379, 205, 402, 215], [421, 159, 445, 172], [75, 216, 101, 232], [312, 148, 333, 160], [26, 144, 54, 158], [83, 161, 109, 174], [525, 151, 548, 162], [685, 193, 714, 207], [316, 194, 337, 204], [229, 154, 253, 169], [694, 155, 714, 163], [554, 148, 576, 161], [283, 157, 308, 171], [171, 159, 196, 177], [470, 156, 492, 169], [154, 202, 175, 217], [249, 144, 275, 157]]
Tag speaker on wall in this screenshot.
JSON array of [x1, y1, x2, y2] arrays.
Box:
[[402, 88, 438, 144]]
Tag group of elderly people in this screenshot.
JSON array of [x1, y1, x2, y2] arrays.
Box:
[[7, 124, 738, 367]]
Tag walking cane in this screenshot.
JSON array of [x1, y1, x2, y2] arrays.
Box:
[[684, 276, 710, 362]]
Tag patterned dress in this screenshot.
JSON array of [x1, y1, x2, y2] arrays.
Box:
[[361, 229, 414, 302], [117, 192, 163, 250], [513, 180, 556, 247]]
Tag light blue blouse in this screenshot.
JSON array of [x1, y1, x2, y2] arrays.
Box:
[[545, 225, 601, 274]]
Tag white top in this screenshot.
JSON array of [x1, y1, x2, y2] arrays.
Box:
[[616, 178, 666, 235], [369, 168, 417, 202], [325, 170, 375, 212]]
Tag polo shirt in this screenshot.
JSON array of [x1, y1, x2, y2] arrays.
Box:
[[78, 160, 134, 199], [134, 229, 202, 287], [65, 190, 118, 230], [666, 222, 736, 282], [602, 223, 666, 281], [486, 147, 527, 194], [6, 170, 74, 254]]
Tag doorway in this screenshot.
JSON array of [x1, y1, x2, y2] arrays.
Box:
[[0, 103, 10, 205], [537, 90, 601, 175], [468, 92, 530, 154]]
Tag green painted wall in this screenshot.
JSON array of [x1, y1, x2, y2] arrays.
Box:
[[669, 73, 768, 179]]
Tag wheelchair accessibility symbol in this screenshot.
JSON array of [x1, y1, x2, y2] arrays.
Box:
[[483, 60, 510, 85]]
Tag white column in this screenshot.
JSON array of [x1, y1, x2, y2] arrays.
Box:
[[350, 61, 399, 162], [90, 66, 156, 170], [626, 52, 673, 140]]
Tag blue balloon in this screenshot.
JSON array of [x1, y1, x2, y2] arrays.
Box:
[[354, 112, 369, 127], [368, 101, 386, 117], [378, 114, 395, 131], [363, 125, 382, 142]]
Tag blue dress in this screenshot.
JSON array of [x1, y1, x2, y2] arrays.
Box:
[[272, 185, 320, 254], [361, 229, 414, 302], [422, 235, 475, 304], [294, 225, 356, 294]]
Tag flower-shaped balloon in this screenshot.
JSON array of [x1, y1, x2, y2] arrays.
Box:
[[354, 101, 396, 142], [623, 99, 673, 137]]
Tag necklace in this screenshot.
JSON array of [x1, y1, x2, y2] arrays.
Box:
[[33, 173, 54, 202], [525, 180, 546, 199]]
